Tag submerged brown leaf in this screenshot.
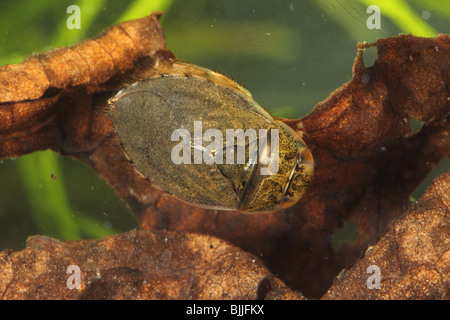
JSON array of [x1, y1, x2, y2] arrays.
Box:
[[0, 13, 448, 299], [323, 172, 450, 299], [0, 230, 303, 299]]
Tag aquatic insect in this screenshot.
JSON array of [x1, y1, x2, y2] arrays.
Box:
[[108, 60, 313, 213]]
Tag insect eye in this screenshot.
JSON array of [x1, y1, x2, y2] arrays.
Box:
[[297, 147, 314, 167], [279, 147, 314, 209]]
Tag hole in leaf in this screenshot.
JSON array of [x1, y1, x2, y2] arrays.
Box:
[[362, 46, 377, 67], [409, 118, 425, 132], [411, 158, 450, 202], [332, 220, 360, 250]]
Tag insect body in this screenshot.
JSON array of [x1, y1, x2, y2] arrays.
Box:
[[109, 61, 313, 213]]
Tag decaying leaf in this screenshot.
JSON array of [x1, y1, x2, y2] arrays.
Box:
[[0, 12, 167, 157], [0, 230, 303, 299], [0, 13, 448, 299], [323, 172, 450, 299]]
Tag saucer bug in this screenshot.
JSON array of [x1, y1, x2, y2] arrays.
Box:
[[108, 60, 313, 213]]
